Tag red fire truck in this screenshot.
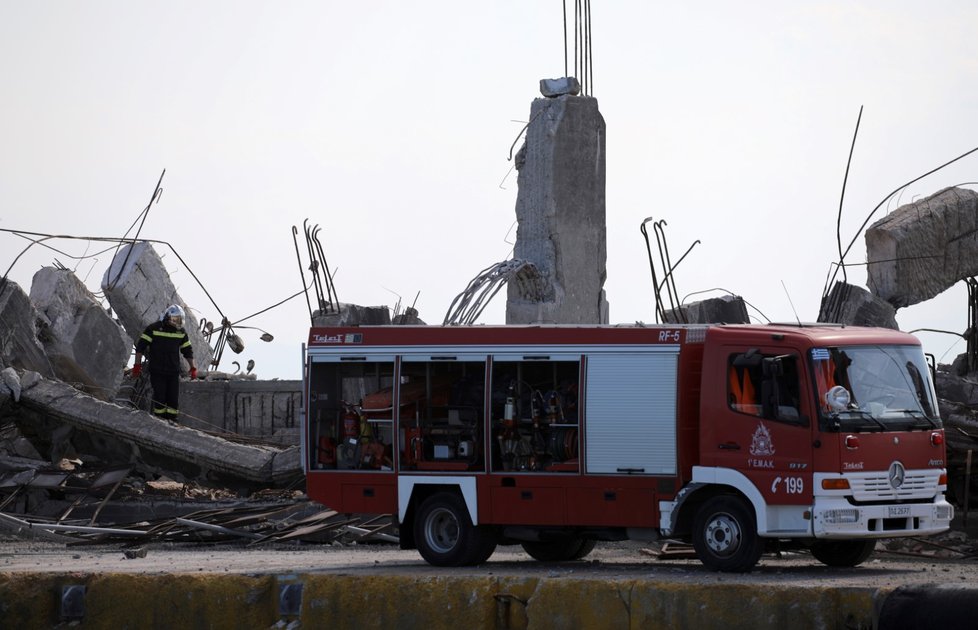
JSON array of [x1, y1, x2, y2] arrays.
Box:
[[302, 323, 953, 572]]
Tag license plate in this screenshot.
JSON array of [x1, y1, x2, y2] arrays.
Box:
[[888, 505, 911, 517]]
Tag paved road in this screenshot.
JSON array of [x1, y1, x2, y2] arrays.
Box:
[[1, 539, 973, 589]]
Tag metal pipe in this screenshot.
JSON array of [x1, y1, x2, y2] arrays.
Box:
[[29, 522, 147, 536]]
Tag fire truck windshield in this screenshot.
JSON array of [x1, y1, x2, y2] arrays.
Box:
[[811, 345, 941, 432]]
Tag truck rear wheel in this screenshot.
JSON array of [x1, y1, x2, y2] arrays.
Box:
[[522, 537, 596, 562], [692, 495, 764, 572], [414, 492, 495, 566], [810, 539, 876, 567]]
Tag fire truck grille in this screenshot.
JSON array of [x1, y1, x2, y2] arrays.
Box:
[[848, 470, 939, 502]]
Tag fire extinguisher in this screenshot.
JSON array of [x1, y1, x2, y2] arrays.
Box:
[[502, 382, 516, 431], [341, 402, 360, 441]]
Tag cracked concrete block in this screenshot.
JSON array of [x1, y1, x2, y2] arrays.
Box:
[[540, 76, 581, 97], [866, 186, 978, 307], [312, 304, 391, 327], [817, 281, 899, 329], [392, 307, 426, 325], [30, 267, 131, 400], [664, 295, 750, 324], [506, 93, 609, 325], [0, 280, 54, 378], [2, 367, 22, 402], [15, 376, 298, 485], [100, 242, 213, 371]]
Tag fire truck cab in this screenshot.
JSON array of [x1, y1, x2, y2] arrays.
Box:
[[302, 323, 953, 572]]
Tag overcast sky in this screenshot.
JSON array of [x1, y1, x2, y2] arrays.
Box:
[[2, 2, 978, 379]]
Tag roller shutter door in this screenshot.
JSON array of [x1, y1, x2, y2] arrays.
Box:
[[585, 351, 678, 475]]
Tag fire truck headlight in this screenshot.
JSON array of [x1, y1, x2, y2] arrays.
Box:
[[823, 508, 860, 524], [936, 504, 953, 521]]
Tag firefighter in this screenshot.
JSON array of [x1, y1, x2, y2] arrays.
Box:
[[131, 304, 197, 422]]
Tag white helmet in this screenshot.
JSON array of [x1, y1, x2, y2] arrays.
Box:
[[162, 304, 186, 329]]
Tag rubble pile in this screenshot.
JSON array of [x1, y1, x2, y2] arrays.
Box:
[[0, 239, 418, 546], [0, 473, 397, 547], [0, 243, 306, 511], [866, 187, 978, 307]]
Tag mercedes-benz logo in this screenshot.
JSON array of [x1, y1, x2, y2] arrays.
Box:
[[888, 461, 906, 489]]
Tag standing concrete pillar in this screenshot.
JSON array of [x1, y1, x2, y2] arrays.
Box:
[[506, 83, 609, 325]]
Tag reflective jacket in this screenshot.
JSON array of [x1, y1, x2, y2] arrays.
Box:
[[135, 321, 193, 375]]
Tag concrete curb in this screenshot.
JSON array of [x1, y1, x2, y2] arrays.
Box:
[[0, 573, 883, 629]]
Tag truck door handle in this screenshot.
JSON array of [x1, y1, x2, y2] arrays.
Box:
[[718, 442, 741, 450]]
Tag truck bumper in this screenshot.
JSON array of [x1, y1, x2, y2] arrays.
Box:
[[811, 496, 954, 538]]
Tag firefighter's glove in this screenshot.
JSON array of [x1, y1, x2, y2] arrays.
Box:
[[190, 367, 198, 380], [131, 364, 142, 378]]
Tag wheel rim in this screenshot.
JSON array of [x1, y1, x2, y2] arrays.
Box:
[[424, 506, 460, 554], [704, 512, 742, 556]]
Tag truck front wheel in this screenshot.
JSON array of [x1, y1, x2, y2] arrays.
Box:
[[810, 539, 876, 567], [414, 492, 496, 566], [692, 495, 764, 572]]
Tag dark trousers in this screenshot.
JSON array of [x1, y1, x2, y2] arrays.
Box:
[[149, 372, 181, 420]]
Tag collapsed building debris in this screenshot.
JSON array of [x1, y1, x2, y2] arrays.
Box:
[[640, 217, 702, 324], [30, 266, 131, 400], [0, 473, 397, 547], [507, 84, 609, 325], [664, 295, 750, 325], [0, 281, 55, 378], [101, 241, 214, 372], [312, 303, 394, 327], [1, 370, 300, 487], [817, 281, 898, 329], [866, 187, 978, 308]]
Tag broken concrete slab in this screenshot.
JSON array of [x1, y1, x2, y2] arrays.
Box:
[[100, 242, 214, 371], [866, 186, 978, 307], [1, 367, 22, 402], [312, 304, 391, 327], [11, 373, 300, 486], [30, 267, 131, 400], [179, 379, 301, 446], [507, 93, 609, 325], [0, 281, 54, 378], [664, 295, 750, 324], [817, 281, 899, 329], [540, 76, 581, 97], [392, 307, 426, 325]]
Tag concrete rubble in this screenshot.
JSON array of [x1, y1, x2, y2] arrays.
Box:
[[2, 371, 298, 486], [312, 303, 395, 327], [507, 85, 609, 325], [101, 241, 214, 372], [0, 245, 305, 495], [0, 235, 429, 500], [817, 281, 899, 329], [664, 295, 750, 325], [0, 281, 55, 378], [933, 365, 978, 508], [30, 266, 131, 400], [866, 186, 978, 308]]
